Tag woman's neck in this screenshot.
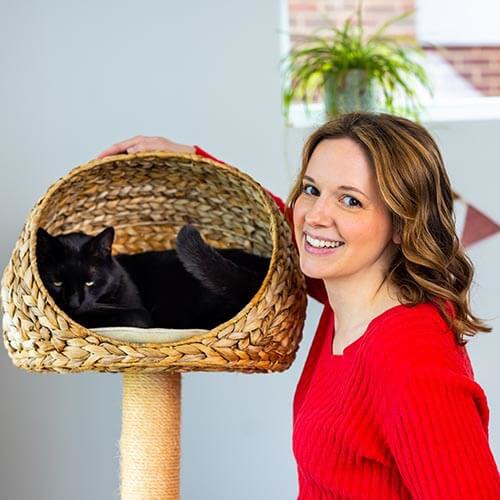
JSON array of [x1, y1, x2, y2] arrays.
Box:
[[324, 273, 401, 334]]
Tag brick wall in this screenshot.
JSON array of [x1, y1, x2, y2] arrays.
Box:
[[426, 46, 500, 96], [288, 0, 500, 97], [289, 0, 416, 39]]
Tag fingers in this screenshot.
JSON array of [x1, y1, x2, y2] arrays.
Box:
[[126, 140, 153, 154], [96, 136, 195, 159], [96, 136, 145, 159]]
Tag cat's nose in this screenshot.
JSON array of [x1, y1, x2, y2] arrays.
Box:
[[67, 292, 82, 310]]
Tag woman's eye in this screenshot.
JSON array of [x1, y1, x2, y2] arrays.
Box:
[[341, 195, 362, 208], [302, 184, 319, 196], [85, 281, 95, 287], [52, 281, 63, 287]]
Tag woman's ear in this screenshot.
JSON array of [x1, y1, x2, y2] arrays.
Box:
[[392, 231, 401, 245]]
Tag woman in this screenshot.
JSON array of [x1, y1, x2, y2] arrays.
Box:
[[98, 112, 500, 498]]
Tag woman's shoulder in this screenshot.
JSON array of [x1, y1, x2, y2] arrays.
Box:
[[372, 301, 449, 335], [362, 301, 472, 377]]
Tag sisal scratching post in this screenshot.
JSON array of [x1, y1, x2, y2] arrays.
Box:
[[1, 152, 307, 499], [121, 373, 181, 500]]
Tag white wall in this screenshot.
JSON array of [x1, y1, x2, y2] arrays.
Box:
[[0, 1, 315, 499], [417, 0, 500, 45]]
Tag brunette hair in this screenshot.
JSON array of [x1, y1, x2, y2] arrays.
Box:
[[287, 112, 491, 344]]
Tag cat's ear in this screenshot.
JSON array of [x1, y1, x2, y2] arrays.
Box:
[[36, 228, 63, 261], [84, 227, 115, 259]]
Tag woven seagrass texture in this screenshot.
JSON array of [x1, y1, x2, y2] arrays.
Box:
[[1, 152, 307, 374]]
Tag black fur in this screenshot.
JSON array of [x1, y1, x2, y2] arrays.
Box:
[[36, 225, 269, 330], [36, 227, 152, 328], [175, 224, 269, 304]]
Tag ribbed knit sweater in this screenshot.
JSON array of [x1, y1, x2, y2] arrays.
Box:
[[293, 298, 500, 499], [194, 146, 500, 498]]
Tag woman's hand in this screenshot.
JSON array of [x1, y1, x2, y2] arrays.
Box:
[[96, 135, 195, 159]]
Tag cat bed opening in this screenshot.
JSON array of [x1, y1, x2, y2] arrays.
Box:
[[2, 152, 307, 374]]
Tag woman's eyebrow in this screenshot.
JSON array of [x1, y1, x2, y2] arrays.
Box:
[[303, 175, 368, 197]]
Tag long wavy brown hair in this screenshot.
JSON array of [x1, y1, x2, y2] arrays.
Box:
[[287, 112, 491, 344]]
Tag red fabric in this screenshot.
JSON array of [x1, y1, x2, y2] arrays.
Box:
[[293, 302, 499, 499], [194, 145, 500, 498]]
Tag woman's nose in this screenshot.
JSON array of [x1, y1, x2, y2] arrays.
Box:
[[304, 198, 334, 227]]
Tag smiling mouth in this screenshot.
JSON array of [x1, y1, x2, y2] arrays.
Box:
[[303, 237, 345, 256], [304, 232, 345, 249]]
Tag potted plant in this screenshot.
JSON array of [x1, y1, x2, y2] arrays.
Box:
[[282, 3, 432, 121]]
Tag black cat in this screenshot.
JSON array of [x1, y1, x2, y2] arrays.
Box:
[[36, 227, 153, 328], [36, 225, 269, 330]]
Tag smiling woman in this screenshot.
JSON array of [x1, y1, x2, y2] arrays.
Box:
[[292, 138, 400, 306], [287, 112, 490, 345], [284, 113, 499, 498]]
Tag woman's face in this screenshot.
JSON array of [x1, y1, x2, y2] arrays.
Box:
[[293, 137, 400, 284]]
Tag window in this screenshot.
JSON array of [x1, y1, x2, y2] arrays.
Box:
[[285, 0, 500, 121]]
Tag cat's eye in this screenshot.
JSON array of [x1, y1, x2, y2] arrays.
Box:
[[52, 281, 63, 287], [85, 281, 95, 287]]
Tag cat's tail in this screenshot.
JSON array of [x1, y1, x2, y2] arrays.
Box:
[[175, 224, 265, 303]]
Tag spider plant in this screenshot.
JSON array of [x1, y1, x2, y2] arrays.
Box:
[[282, 4, 432, 121]]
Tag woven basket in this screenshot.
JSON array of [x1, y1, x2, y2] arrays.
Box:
[[1, 152, 307, 374]]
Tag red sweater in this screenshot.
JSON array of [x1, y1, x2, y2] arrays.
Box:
[[194, 146, 500, 498]]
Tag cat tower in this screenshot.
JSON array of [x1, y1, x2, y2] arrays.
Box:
[[1, 152, 307, 499]]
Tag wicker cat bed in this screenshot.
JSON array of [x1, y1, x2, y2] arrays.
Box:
[[1, 152, 307, 375]]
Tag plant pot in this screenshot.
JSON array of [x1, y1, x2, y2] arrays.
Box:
[[324, 69, 377, 118]]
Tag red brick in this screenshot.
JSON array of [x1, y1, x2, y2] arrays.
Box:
[[462, 59, 491, 65], [365, 6, 398, 13], [476, 46, 500, 52], [290, 3, 319, 12], [305, 18, 331, 28], [443, 46, 469, 50]]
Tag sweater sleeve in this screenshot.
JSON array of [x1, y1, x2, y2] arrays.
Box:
[[193, 145, 328, 305], [385, 365, 500, 499]]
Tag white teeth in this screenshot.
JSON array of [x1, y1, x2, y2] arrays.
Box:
[[305, 234, 344, 249]]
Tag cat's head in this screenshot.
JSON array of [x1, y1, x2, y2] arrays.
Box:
[[36, 227, 119, 313]]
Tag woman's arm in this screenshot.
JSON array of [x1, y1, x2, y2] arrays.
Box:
[[385, 366, 500, 498]]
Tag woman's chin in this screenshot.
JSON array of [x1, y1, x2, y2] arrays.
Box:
[[300, 261, 333, 281], [299, 239, 346, 276]]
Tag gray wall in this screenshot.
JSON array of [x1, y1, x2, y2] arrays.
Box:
[[1, 2, 498, 500], [1, 1, 312, 499]]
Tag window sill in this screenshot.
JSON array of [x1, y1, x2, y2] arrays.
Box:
[[286, 97, 500, 128]]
